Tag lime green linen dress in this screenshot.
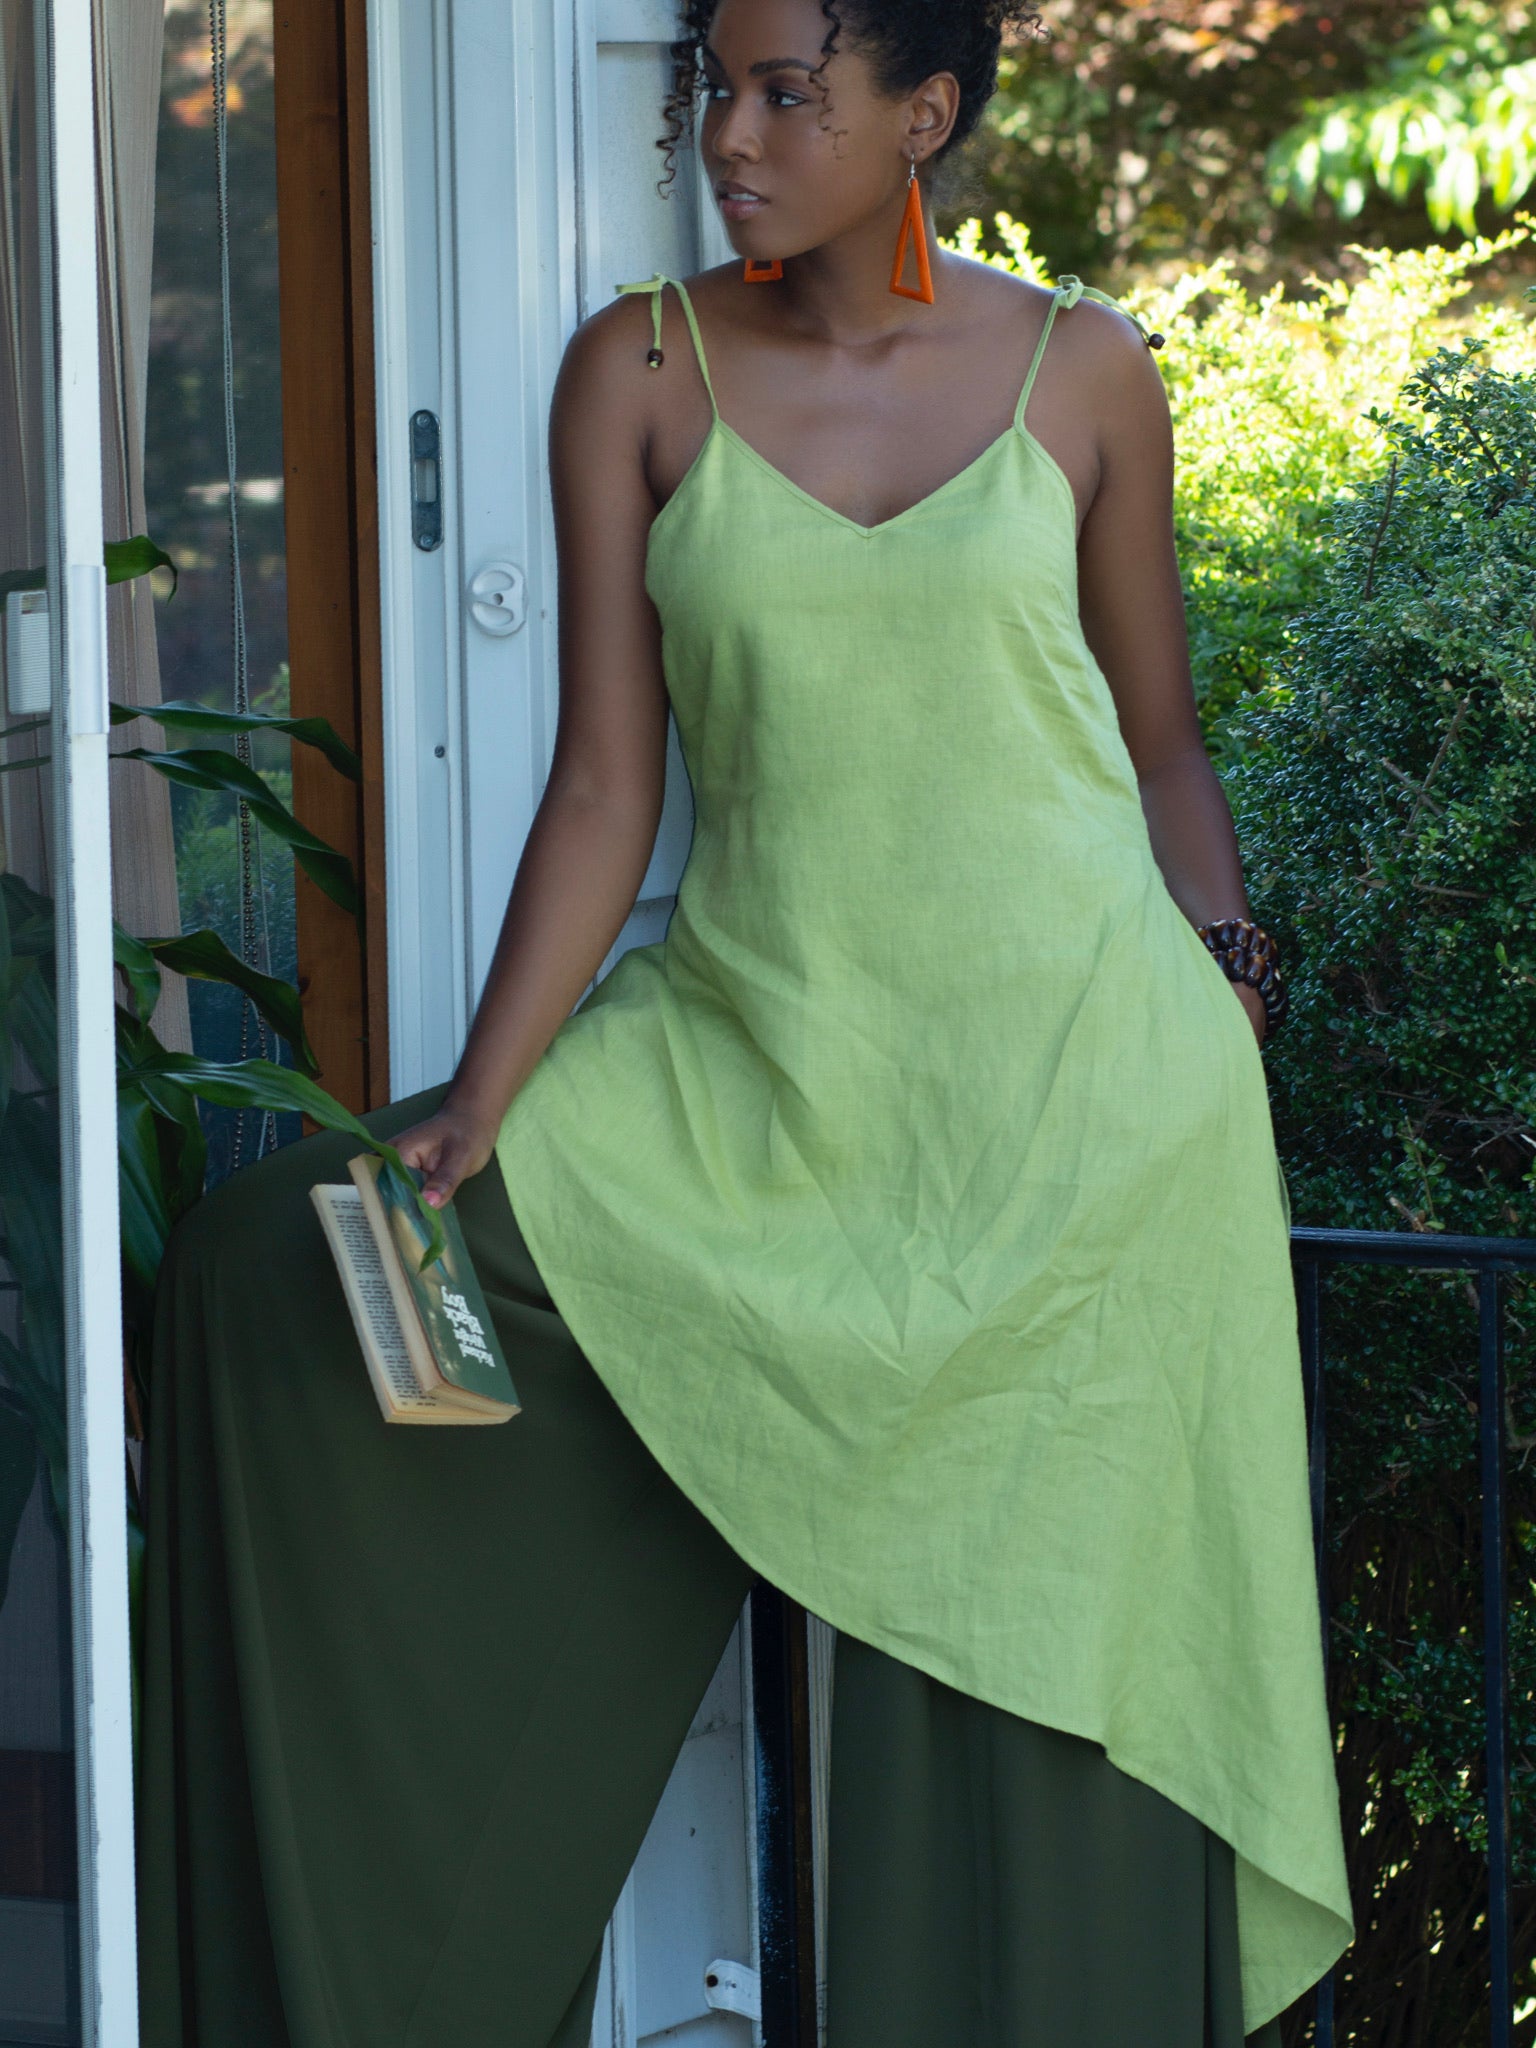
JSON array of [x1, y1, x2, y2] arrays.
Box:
[[494, 269, 1355, 2034]]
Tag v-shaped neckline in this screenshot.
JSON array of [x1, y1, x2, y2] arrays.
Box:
[[715, 416, 1021, 539], [647, 412, 1077, 549]]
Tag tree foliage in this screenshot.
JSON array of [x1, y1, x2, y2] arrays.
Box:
[[951, 0, 1536, 279], [1268, 2, 1536, 238]]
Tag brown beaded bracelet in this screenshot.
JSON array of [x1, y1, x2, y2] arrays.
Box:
[[1196, 916, 1290, 1035]]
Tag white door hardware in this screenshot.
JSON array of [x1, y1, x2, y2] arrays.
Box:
[[703, 1959, 760, 2020], [5, 589, 50, 715], [468, 560, 526, 636]]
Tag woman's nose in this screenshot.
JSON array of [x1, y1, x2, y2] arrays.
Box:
[[710, 96, 761, 168]]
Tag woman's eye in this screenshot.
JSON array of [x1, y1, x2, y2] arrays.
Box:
[[698, 79, 805, 108]]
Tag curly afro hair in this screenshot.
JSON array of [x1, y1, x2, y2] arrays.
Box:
[[656, 0, 1045, 208]]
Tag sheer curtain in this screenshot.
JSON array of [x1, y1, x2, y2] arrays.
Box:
[[0, 0, 191, 1050], [95, 0, 192, 1050], [0, 0, 51, 906]]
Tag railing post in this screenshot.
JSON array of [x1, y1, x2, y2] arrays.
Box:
[[1296, 1255, 1329, 1667], [1478, 1266, 1511, 2048], [750, 1579, 818, 2047], [1294, 1250, 1336, 2048]]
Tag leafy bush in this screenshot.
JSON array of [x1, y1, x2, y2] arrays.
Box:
[[1223, 342, 1536, 2041], [945, 206, 1536, 2037], [943, 213, 1536, 751]]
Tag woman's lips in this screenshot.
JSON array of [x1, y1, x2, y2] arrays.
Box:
[[719, 193, 764, 220]]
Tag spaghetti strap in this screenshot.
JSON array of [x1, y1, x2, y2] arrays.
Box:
[[614, 272, 719, 422], [1014, 273, 1165, 431]]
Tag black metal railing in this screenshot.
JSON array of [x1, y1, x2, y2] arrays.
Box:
[[750, 1225, 1536, 2048], [748, 1579, 819, 2046], [1293, 1227, 1536, 2048]]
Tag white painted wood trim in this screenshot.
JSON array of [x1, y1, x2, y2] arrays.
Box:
[[594, 1867, 638, 2048], [51, 0, 137, 2036], [367, 0, 426, 1096], [368, 0, 469, 1097]]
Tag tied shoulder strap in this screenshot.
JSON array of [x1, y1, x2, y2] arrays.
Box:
[[1014, 272, 1167, 430], [614, 272, 720, 421], [1054, 274, 1166, 352]]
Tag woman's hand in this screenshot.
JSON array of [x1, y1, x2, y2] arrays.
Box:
[[391, 1100, 502, 1209], [1234, 981, 1267, 1048]]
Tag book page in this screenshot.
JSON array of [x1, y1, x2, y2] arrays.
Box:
[[312, 1186, 443, 1417]]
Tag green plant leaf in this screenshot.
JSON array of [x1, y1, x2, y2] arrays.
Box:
[[115, 747, 359, 917], [104, 535, 177, 597], [113, 928, 162, 1027], [1, 873, 56, 957], [4, 950, 58, 1091], [0, 1393, 38, 1612], [0, 533, 178, 605], [110, 699, 361, 782], [129, 1071, 207, 1223], [116, 1086, 173, 1308], [134, 929, 319, 1078], [0, 1332, 65, 1537], [0, 1099, 68, 1524], [118, 1052, 447, 1269]]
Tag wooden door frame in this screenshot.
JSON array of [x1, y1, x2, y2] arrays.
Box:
[[272, 0, 389, 1112]]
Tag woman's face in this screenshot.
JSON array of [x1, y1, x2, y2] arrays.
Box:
[[698, 0, 955, 263]]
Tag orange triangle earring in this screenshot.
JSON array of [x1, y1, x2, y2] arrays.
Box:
[[744, 256, 783, 282], [889, 153, 933, 303]]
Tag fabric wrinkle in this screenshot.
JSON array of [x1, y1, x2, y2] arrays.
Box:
[[495, 269, 1354, 2033]]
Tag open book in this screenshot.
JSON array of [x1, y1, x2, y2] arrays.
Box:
[[310, 1153, 521, 1424]]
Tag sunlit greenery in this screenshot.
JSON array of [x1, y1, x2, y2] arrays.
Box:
[[942, 205, 1536, 2031], [943, 212, 1536, 746], [958, 1, 1536, 282], [1268, 3, 1536, 236]]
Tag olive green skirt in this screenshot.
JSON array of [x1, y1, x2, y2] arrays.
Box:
[[136, 1083, 1286, 2047]]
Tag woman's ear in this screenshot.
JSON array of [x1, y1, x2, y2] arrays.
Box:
[[905, 70, 960, 159]]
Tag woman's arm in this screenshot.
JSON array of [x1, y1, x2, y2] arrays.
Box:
[[394, 295, 674, 1203], [1072, 313, 1268, 1046]]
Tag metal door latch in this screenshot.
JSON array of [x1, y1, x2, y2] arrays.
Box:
[[468, 560, 526, 637], [703, 1958, 761, 2020], [410, 409, 442, 551]]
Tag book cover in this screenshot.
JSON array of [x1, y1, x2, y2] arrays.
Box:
[[347, 1152, 519, 1411], [310, 1184, 483, 1424]]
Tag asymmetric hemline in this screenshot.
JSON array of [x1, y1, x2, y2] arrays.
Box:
[[495, 268, 1354, 2031]]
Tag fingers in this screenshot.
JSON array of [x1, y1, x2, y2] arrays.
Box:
[[387, 1115, 496, 1208], [420, 1162, 459, 1209]]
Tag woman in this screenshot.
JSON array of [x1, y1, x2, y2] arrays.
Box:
[[137, 2, 1354, 2043]]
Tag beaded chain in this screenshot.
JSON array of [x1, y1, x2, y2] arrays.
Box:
[[1196, 917, 1290, 1036]]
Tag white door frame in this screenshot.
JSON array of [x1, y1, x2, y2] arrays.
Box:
[[367, 0, 735, 1101], [364, 5, 835, 2041], [368, 0, 580, 1099], [42, 0, 138, 2037]]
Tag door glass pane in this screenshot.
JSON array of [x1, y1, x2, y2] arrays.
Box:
[[0, 1, 83, 2040], [149, 1, 299, 1185]]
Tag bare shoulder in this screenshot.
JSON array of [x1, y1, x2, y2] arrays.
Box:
[[668, 257, 785, 346], [1058, 287, 1169, 426], [550, 287, 666, 446], [935, 251, 1153, 374]]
